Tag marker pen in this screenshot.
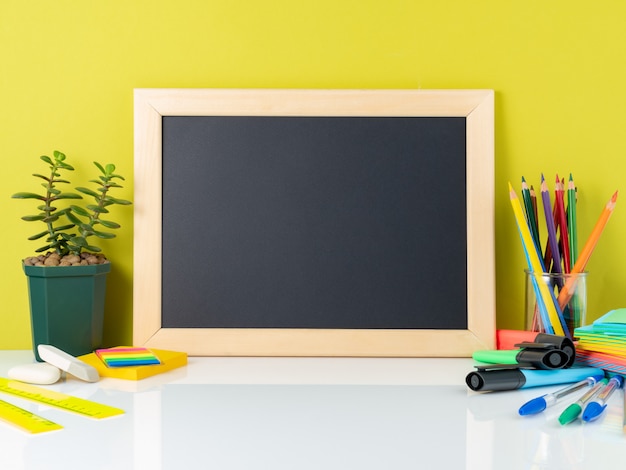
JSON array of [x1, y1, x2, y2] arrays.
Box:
[[582, 375, 623, 422], [473, 348, 569, 370], [518, 375, 603, 415], [496, 330, 575, 362], [465, 367, 604, 392], [558, 378, 608, 425]]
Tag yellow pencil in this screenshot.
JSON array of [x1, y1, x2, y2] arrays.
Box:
[[509, 183, 565, 336], [557, 191, 618, 310]]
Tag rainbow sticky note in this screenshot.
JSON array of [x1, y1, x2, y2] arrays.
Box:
[[79, 347, 187, 380], [95, 347, 161, 368]]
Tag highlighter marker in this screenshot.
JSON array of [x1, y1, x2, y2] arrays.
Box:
[[558, 378, 608, 425], [466, 367, 604, 392], [473, 348, 569, 370], [518, 375, 603, 415], [582, 375, 623, 422]]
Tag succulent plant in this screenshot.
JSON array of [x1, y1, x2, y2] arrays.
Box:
[[12, 150, 132, 258]]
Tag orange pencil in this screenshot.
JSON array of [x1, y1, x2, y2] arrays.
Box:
[[557, 190, 618, 310]]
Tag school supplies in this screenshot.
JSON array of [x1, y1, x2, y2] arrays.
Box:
[[79, 347, 187, 380], [557, 190, 618, 310], [582, 375, 623, 422], [37, 344, 99, 382], [574, 309, 626, 376], [567, 174, 578, 267], [575, 309, 626, 357], [0, 399, 62, 434], [0, 377, 124, 419], [518, 375, 603, 415], [511, 175, 618, 336], [95, 347, 161, 367], [558, 378, 607, 425], [465, 366, 603, 392], [473, 347, 569, 370], [509, 183, 566, 336]]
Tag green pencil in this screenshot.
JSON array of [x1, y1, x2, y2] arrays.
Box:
[[521, 177, 540, 250], [567, 174, 578, 267]]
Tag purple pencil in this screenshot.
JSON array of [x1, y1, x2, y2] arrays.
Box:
[[540, 174, 562, 275]]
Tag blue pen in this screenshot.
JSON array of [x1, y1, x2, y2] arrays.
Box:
[[582, 375, 624, 422], [519, 375, 603, 416]]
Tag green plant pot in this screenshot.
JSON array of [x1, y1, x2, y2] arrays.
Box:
[[23, 263, 111, 361]]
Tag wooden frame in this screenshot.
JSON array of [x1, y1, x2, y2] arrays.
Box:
[[133, 88, 495, 356]]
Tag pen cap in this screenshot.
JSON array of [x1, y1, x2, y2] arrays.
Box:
[[465, 369, 525, 392], [534, 333, 576, 367], [516, 348, 569, 369]]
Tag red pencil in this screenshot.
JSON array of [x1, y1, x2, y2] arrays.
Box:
[[554, 175, 570, 273]]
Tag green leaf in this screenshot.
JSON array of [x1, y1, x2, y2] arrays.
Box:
[[21, 214, 46, 221], [75, 187, 100, 198], [59, 233, 76, 241], [57, 162, 75, 171], [50, 178, 72, 184], [107, 197, 132, 205], [66, 212, 82, 225], [87, 204, 107, 213], [32, 173, 51, 181], [55, 223, 76, 232], [28, 230, 50, 241], [42, 214, 60, 223], [53, 193, 83, 200], [93, 162, 106, 174], [70, 205, 90, 217], [53, 150, 66, 161], [98, 219, 121, 229], [35, 245, 52, 253], [70, 236, 88, 247], [85, 245, 102, 252], [93, 230, 116, 239], [11, 192, 45, 200], [40, 155, 53, 165]]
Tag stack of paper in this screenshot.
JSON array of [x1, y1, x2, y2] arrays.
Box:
[[575, 309, 626, 374]]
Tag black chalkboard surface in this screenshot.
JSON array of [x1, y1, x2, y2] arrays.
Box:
[[133, 88, 495, 356], [161, 116, 467, 330]]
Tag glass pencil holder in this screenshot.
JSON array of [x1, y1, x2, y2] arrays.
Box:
[[525, 270, 588, 338]]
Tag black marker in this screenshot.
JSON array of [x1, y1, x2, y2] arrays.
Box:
[[466, 367, 604, 392]]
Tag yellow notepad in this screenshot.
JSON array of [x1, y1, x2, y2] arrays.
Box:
[[79, 347, 187, 380]]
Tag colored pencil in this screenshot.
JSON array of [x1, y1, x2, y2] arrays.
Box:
[[509, 183, 565, 336], [557, 191, 618, 310], [567, 174, 578, 266], [540, 175, 563, 276], [554, 175, 571, 273], [521, 177, 540, 250]]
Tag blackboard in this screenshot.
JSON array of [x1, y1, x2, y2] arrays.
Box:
[[133, 89, 495, 356], [161, 116, 467, 329]]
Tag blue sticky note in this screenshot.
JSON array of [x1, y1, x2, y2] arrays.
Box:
[[591, 309, 626, 335]]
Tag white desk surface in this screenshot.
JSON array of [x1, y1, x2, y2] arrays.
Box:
[[0, 351, 625, 470]]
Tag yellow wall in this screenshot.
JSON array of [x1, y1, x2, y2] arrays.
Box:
[[2, 1, 626, 349]]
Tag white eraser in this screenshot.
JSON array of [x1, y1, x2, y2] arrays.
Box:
[[8, 362, 61, 385], [37, 344, 99, 383]]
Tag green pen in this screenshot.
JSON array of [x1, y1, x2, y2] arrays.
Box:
[[559, 378, 608, 425], [472, 347, 569, 370]]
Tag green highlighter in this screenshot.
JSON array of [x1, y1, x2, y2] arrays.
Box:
[[559, 378, 608, 425], [473, 347, 570, 370]]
